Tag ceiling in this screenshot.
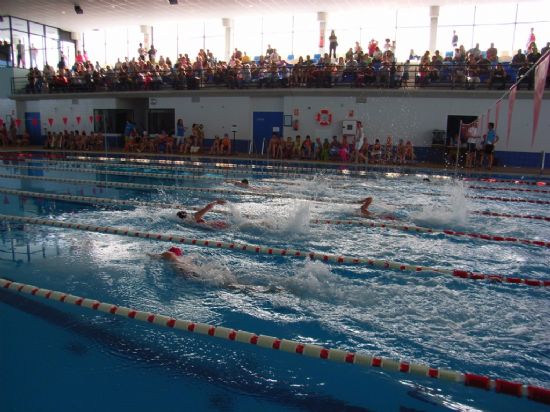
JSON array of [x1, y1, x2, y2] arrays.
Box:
[[2, 0, 535, 33]]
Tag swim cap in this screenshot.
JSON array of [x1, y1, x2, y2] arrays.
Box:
[[168, 247, 183, 256]]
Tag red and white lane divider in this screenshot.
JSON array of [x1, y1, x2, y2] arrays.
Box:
[[467, 196, 550, 205], [468, 186, 550, 194], [1, 163, 231, 183], [311, 219, 550, 249], [464, 177, 548, 186], [472, 211, 550, 222], [1, 277, 549, 405], [0, 172, 354, 204], [1, 214, 548, 287], [2, 187, 547, 249]]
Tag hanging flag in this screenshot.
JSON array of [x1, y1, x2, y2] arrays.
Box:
[[95, 114, 102, 122], [531, 52, 550, 147], [31, 118, 38, 126], [62, 117, 68, 125], [89, 115, 93, 124], [76, 116, 81, 125], [48, 118, 54, 126], [15, 119, 21, 128], [506, 84, 517, 148], [495, 99, 502, 130]]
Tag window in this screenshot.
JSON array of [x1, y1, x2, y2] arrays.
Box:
[[148, 109, 175, 135], [94, 109, 134, 134]]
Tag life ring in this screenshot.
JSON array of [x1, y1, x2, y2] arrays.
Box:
[[315, 109, 332, 126]]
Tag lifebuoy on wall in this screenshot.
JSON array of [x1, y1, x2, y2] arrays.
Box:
[[315, 109, 332, 126]]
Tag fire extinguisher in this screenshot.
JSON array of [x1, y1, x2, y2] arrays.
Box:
[[293, 119, 299, 131]]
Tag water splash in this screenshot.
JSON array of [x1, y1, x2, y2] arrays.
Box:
[[284, 260, 344, 301]]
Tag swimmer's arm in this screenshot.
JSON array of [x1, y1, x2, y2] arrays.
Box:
[[194, 199, 226, 221], [147, 252, 179, 261]]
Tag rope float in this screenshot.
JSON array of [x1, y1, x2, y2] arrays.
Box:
[[464, 177, 548, 186], [468, 186, 550, 194], [0, 172, 355, 204], [310, 219, 550, 249], [472, 211, 550, 222], [1, 187, 547, 249], [467, 196, 550, 205], [2, 277, 548, 404], [0, 214, 548, 287]]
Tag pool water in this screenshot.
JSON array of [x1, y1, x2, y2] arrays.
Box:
[[0, 157, 549, 412]]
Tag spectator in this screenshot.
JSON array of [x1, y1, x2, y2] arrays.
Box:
[[404, 140, 415, 162], [329, 30, 338, 59], [16, 39, 25, 68], [488, 63, 506, 90], [511, 49, 526, 69], [486, 43, 498, 63], [526, 28, 536, 52], [452, 30, 458, 48], [209, 135, 221, 155], [220, 133, 231, 155], [541, 42, 550, 57]]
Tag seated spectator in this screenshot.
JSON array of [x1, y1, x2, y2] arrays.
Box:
[[357, 140, 369, 163], [517, 62, 533, 90], [452, 62, 466, 89], [292, 135, 302, 158], [209, 135, 221, 155], [486, 43, 498, 63], [488, 63, 506, 90], [466, 56, 480, 89], [404, 140, 415, 162], [321, 138, 330, 161], [384, 136, 394, 163], [220, 133, 231, 155], [328, 136, 340, 159], [301, 135, 313, 159], [267, 133, 281, 158], [283, 136, 293, 159], [511, 49, 526, 70], [370, 139, 382, 163]]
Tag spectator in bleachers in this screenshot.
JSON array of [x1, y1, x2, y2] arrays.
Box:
[[527, 43, 541, 64], [329, 30, 338, 59], [452, 30, 458, 48], [511, 49, 526, 69], [466, 55, 480, 89], [468, 43, 481, 59], [384, 136, 394, 163], [488, 63, 506, 90], [367, 39, 377, 57], [486, 43, 498, 63], [517, 62, 533, 90], [220, 133, 231, 155], [526, 28, 536, 52]]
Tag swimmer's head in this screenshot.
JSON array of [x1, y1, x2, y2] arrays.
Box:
[[177, 211, 187, 219], [241, 179, 249, 185], [168, 247, 183, 256], [363, 197, 373, 206]]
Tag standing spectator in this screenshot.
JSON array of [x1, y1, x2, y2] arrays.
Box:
[[176, 119, 186, 148], [75, 50, 84, 64], [526, 28, 536, 52], [138, 43, 146, 61], [367, 39, 377, 57], [482, 122, 499, 170], [329, 30, 338, 59], [30, 44, 38, 68], [16, 39, 25, 68], [541, 42, 550, 57], [148, 44, 157, 63], [452, 30, 458, 48]]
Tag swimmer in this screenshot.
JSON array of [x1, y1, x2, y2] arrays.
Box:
[[176, 199, 229, 229], [152, 246, 282, 293], [226, 178, 250, 188], [358, 197, 397, 220]]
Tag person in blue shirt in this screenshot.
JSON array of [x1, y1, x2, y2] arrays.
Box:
[[483, 122, 499, 170]]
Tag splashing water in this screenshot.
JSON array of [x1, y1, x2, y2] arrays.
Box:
[[284, 260, 344, 301], [410, 180, 469, 228]]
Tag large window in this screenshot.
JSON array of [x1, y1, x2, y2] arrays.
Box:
[[94, 109, 134, 134]]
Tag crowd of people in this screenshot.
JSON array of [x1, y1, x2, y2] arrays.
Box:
[[43, 130, 105, 151], [17, 30, 549, 94], [0, 119, 29, 146]]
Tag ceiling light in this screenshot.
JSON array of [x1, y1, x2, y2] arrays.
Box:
[[74, 5, 84, 14], [169, 0, 178, 4]]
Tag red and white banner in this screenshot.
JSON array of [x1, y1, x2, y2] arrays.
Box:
[[531, 52, 550, 147], [506, 84, 517, 148], [494, 99, 502, 130]]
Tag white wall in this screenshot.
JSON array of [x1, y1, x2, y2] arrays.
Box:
[[7, 93, 550, 153]]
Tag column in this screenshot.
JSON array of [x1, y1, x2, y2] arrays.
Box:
[[317, 11, 328, 56], [429, 6, 439, 53], [140, 25, 152, 49], [222, 18, 233, 62]]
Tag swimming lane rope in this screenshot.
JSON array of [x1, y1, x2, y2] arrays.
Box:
[[1, 277, 549, 404], [0, 214, 548, 287], [472, 211, 550, 222], [2, 188, 548, 249], [467, 196, 550, 205], [464, 177, 548, 186], [0, 173, 354, 204], [468, 186, 550, 194]]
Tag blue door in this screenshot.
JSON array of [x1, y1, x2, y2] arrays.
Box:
[[253, 112, 283, 154], [25, 112, 42, 145]]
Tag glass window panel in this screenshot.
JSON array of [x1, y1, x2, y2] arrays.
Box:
[[517, 1, 550, 22], [471, 24, 515, 58], [104, 28, 129, 66], [204, 19, 224, 58], [126, 26, 144, 61], [152, 24, 177, 63], [12, 31, 29, 68], [84, 30, 106, 65], [396, 6, 430, 27], [45, 26, 59, 39], [45, 37, 59, 68], [262, 14, 293, 59], [438, 5, 475, 27], [177, 21, 206, 60], [514, 22, 550, 53], [0, 29, 13, 66], [0, 18, 9, 30], [29, 34, 45, 69], [292, 13, 318, 59], [29, 22, 44, 35], [396, 27, 430, 62], [234, 16, 263, 59], [11, 17, 28, 33], [60, 40, 75, 68], [329, 11, 368, 60], [436, 26, 461, 56], [473, 4, 517, 25]]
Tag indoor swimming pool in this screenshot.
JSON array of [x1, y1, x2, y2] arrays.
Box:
[[0, 154, 549, 412]]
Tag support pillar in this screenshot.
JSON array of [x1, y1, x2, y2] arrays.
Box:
[[140, 25, 152, 49], [317, 11, 328, 56], [222, 18, 233, 62], [429, 6, 439, 54]]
